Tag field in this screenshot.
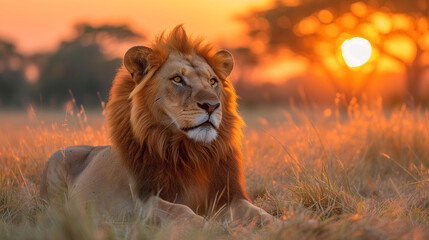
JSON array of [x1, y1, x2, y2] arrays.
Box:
[[0, 102, 428, 240]]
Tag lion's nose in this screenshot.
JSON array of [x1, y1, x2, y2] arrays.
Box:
[[197, 102, 220, 115]]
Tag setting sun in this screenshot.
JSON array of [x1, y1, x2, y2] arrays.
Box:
[[341, 37, 372, 67]]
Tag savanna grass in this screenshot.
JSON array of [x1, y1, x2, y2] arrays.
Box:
[[0, 99, 428, 239]]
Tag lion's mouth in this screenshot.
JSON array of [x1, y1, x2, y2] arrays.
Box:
[[181, 120, 216, 132]]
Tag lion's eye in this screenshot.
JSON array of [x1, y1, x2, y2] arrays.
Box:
[[171, 76, 183, 84], [210, 78, 218, 86]]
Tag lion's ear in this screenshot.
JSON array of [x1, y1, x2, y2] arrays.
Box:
[[124, 46, 152, 83], [214, 50, 234, 77]]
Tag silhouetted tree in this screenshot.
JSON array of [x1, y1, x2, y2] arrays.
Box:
[[37, 23, 143, 108], [0, 40, 28, 107], [242, 0, 429, 105]]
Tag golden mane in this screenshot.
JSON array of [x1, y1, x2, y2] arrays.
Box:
[[146, 24, 226, 77], [106, 25, 247, 213]]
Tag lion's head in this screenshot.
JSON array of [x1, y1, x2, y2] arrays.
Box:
[[107, 25, 246, 203], [125, 44, 233, 143], [109, 25, 243, 145]]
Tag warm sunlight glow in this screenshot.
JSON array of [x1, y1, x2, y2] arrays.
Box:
[[0, 0, 272, 54], [341, 37, 372, 67]]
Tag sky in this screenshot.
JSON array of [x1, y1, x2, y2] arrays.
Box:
[[0, 0, 271, 54]]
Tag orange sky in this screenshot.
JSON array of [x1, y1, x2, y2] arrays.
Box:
[[0, 0, 271, 54]]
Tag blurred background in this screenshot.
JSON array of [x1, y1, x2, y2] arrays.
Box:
[[1, 0, 429, 110]]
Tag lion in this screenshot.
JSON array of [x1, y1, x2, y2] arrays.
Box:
[[40, 25, 274, 226]]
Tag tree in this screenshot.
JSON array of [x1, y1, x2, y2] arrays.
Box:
[[0, 40, 27, 107], [242, 0, 429, 105], [37, 23, 143, 108]]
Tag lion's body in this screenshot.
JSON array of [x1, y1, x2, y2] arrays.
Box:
[[40, 25, 274, 224], [40, 145, 135, 215]]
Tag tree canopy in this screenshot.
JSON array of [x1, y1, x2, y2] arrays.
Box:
[[242, 0, 429, 104], [36, 23, 143, 108]]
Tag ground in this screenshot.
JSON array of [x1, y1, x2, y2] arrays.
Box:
[[0, 102, 428, 239]]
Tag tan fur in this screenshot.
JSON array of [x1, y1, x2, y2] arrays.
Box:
[[40, 25, 275, 225]]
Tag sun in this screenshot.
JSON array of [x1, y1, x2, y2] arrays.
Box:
[[341, 37, 372, 67]]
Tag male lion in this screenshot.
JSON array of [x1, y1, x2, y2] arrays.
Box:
[[40, 25, 274, 225]]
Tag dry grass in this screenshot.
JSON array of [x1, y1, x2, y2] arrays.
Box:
[[0, 101, 428, 239]]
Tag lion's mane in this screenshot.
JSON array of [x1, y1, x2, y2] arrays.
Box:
[[107, 25, 247, 213]]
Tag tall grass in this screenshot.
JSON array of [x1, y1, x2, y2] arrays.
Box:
[[0, 100, 428, 239]]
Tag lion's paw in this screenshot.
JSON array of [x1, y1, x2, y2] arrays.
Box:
[[228, 199, 278, 227]]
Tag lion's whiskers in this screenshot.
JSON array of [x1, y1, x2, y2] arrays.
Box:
[[160, 112, 185, 134]]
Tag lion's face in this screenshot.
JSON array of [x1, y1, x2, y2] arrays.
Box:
[[124, 47, 234, 144], [154, 51, 222, 143]]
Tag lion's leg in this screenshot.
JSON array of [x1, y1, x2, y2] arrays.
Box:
[[139, 196, 206, 226], [225, 198, 276, 226]]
